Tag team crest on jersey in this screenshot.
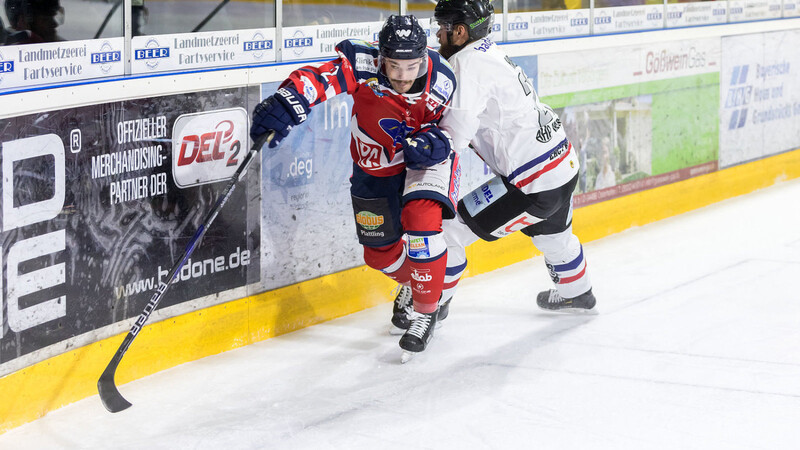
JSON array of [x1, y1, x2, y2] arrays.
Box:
[[536, 118, 562, 143], [379, 118, 414, 146], [365, 78, 386, 97]]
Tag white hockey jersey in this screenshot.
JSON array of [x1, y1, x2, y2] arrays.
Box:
[[439, 38, 579, 195]]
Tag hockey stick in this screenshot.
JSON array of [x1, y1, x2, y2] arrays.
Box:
[[94, 0, 122, 39], [98, 131, 273, 413], [192, 0, 231, 32]]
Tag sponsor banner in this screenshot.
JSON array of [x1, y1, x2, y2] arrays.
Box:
[[0, 87, 261, 366], [592, 5, 665, 35], [537, 38, 720, 97], [574, 162, 718, 208], [729, 0, 783, 22], [536, 35, 720, 200], [785, 0, 800, 17], [0, 38, 124, 90], [666, 2, 728, 28], [131, 28, 276, 73], [720, 30, 800, 168], [281, 21, 383, 62], [506, 10, 590, 41]]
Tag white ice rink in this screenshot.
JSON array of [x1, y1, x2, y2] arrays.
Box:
[[3, 178, 800, 449]]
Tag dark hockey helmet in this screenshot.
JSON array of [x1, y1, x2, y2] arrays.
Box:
[[434, 0, 494, 41], [378, 14, 428, 60]]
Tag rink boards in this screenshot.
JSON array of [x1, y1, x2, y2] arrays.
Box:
[[2, 19, 800, 432]]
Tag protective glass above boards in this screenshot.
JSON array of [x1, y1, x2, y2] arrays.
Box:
[[1, 0, 122, 45], [282, 0, 392, 26], [134, 0, 276, 36]]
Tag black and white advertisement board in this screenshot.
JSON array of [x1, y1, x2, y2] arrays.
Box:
[[0, 87, 261, 368]]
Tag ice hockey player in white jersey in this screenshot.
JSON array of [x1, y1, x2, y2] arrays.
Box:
[[430, 0, 597, 314]]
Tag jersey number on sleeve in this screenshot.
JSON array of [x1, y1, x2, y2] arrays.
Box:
[[504, 55, 534, 98]]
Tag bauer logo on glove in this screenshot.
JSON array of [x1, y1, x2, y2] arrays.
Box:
[[250, 86, 311, 148]]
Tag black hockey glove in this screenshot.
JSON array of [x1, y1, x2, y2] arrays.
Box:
[[402, 126, 453, 170], [250, 86, 311, 148]]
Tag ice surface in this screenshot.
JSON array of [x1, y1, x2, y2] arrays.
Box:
[[3, 178, 800, 449]]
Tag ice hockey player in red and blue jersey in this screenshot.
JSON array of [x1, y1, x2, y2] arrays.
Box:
[[250, 15, 460, 362]]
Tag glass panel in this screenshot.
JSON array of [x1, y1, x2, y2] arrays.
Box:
[[509, 0, 583, 12], [407, 0, 504, 21], [136, 0, 275, 36], [282, 0, 394, 27], [595, 0, 656, 6], [2, 0, 123, 44]]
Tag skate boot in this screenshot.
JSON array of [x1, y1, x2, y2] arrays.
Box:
[[536, 288, 596, 312], [399, 309, 438, 363], [437, 297, 451, 321], [390, 285, 413, 335], [391, 288, 450, 335]]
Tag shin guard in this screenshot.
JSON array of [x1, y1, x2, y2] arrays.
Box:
[[406, 233, 447, 313]]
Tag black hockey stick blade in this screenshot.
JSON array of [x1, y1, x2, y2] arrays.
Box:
[[98, 332, 136, 412], [98, 359, 132, 413], [96, 132, 272, 413]]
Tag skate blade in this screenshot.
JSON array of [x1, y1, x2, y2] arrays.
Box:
[[538, 306, 599, 315], [401, 350, 417, 364]]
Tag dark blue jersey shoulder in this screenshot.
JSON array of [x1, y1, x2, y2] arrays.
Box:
[[427, 51, 457, 105], [335, 39, 381, 80]]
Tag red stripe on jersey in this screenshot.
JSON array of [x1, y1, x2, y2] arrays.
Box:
[[558, 263, 587, 284], [514, 143, 572, 190]]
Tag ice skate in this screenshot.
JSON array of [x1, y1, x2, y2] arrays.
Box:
[[389, 285, 413, 335], [437, 297, 451, 321], [536, 288, 596, 312], [399, 309, 438, 363], [391, 288, 449, 335]]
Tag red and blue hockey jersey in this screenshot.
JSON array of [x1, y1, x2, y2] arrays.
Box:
[[281, 39, 457, 177]]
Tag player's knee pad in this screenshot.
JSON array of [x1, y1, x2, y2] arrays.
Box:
[[401, 198, 443, 233], [457, 176, 543, 242]]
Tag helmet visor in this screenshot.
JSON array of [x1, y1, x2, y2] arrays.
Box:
[[379, 54, 428, 81]]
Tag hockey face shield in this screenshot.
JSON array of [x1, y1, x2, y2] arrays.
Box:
[[379, 55, 428, 94]]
